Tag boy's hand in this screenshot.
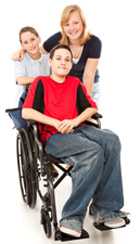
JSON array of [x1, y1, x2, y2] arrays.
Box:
[[57, 119, 79, 134], [52, 119, 62, 130]]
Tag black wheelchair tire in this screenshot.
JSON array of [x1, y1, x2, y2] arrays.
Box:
[[41, 208, 52, 238], [17, 134, 27, 203], [16, 129, 37, 208]]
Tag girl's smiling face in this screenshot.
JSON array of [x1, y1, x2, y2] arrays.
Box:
[[20, 31, 40, 58], [63, 11, 84, 43]]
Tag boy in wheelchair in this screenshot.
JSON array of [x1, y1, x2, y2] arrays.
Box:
[[22, 44, 129, 238]]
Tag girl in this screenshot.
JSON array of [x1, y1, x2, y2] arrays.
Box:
[[43, 5, 101, 101], [15, 26, 49, 106]]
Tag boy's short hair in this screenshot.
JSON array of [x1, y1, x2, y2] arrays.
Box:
[[49, 44, 73, 61]]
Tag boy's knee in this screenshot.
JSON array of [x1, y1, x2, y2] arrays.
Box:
[[108, 132, 121, 151]]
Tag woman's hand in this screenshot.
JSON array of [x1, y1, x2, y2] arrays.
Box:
[[11, 49, 25, 61]]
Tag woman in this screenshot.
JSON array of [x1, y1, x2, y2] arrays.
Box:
[[15, 26, 49, 106], [43, 5, 101, 101]]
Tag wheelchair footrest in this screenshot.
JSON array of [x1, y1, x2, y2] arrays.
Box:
[[55, 229, 89, 241]]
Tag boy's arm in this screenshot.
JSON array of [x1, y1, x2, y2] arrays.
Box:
[[22, 108, 61, 129], [58, 107, 97, 134], [22, 78, 61, 130], [73, 107, 97, 126]]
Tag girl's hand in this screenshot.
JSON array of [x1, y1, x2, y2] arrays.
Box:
[[11, 49, 25, 61]]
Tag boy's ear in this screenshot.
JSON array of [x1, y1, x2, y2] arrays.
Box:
[[70, 61, 73, 70], [48, 57, 52, 67]]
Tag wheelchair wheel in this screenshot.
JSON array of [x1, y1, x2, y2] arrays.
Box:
[[16, 128, 37, 208], [41, 207, 52, 238]]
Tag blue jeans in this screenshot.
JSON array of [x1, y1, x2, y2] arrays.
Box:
[[45, 124, 124, 227]]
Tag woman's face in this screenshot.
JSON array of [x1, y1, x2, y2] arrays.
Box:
[[50, 48, 72, 78], [63, 11, 84, 42], [20, 31, 40, 56]]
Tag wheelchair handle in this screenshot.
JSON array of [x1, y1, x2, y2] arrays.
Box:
[[92, 112, 103, 119]]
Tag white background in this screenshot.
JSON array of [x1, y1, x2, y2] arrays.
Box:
[[0, 0, 140, 243]]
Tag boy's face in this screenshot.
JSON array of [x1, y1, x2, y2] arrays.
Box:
[[49, 48, 72, 78]]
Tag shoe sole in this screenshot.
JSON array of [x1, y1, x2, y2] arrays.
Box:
[[60, 226, 81, 237]]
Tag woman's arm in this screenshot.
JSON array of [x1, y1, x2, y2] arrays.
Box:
[[83, 58, 99, 95], [16, 76, 35, 85], [43, 32, 61, 52]]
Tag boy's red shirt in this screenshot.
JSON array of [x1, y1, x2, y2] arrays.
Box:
[[23, 75, 97, 142]]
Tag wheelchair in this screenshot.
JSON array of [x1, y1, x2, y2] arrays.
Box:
[[6, 108, 109, 241]]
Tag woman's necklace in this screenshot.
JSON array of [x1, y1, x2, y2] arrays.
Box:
[[70, 45, 83, 63]]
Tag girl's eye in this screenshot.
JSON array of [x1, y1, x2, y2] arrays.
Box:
[[23, 41, 28, 45], [64, 21, 79, 28], [65, 23, 69, 27]]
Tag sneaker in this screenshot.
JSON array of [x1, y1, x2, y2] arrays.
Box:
[[60, 220, 81, 237], [104, 217, 126, 228], [60, 225, 81, 237]]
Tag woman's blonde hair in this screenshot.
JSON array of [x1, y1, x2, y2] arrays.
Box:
[[19, 26, 39, 43], [60, 5, 90, 45]]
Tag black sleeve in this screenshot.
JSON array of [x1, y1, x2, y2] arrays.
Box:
[[33, 80, 44, 113], [76, 84, 92, 114], [87, 35, 102, 58], [43, 32, 62, 52]]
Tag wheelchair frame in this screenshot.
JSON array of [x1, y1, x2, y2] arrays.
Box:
[[6, 108, 102, 241]]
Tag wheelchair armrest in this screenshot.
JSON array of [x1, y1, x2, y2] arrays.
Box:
[[27, 121, 44, 159], [5, 107, 21, 113], [5, 107, 28, 129], [92, 112, 103, 119], [86, 112, 102, 128]]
